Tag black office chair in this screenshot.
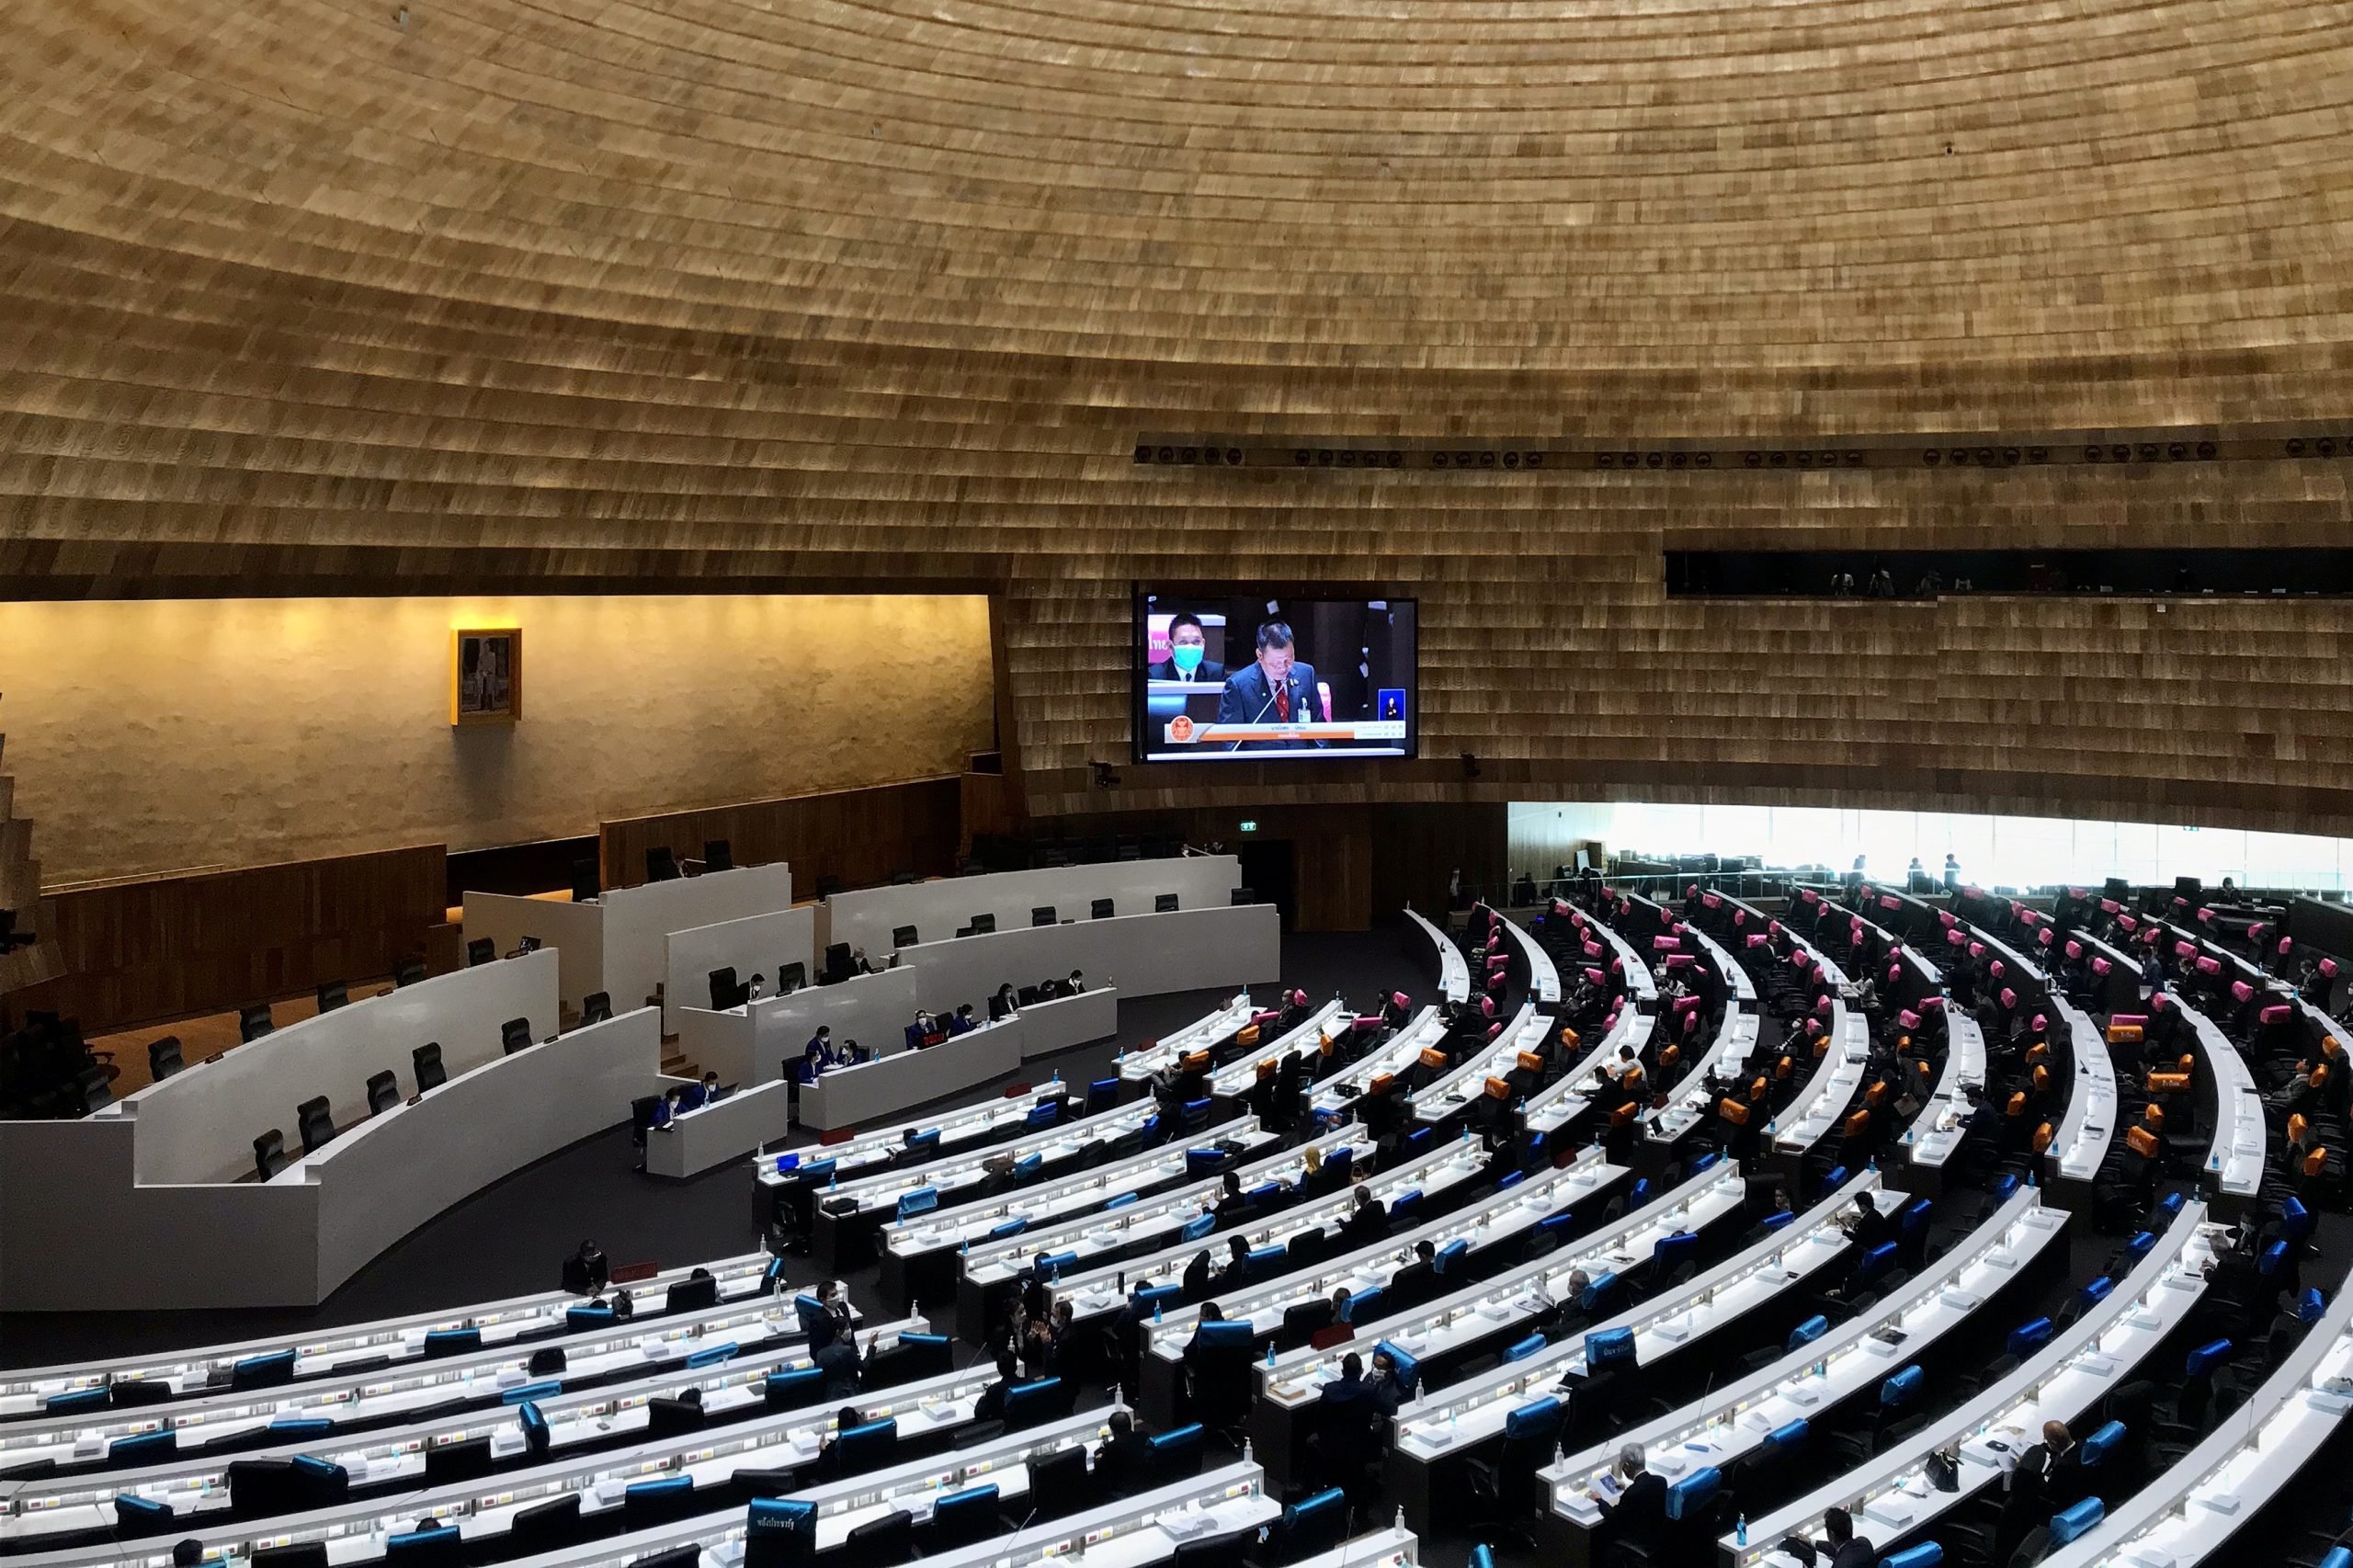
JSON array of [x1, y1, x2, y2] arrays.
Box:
[[502, 1017, 535, 1054], [1171, 1532, 1250, 1568], [971, 913, 997, 935], [1156, 893, 1180, 913], [466, 937, 497, 966], [366, 1071, 401, 1116], [393, 955, 427, 988], [296, 1096, 335, 1154], [1232, 888, 1256, 906], [648, 1395, 708, 1437], [315, 980, 348, 1013], [779, 962, 806, 993], [1092, 898, 1114, 919], [703, 839, 734, 873], [413, 1042, 446, 1092], [147, 1036, 185, 1081], [892, 925, 919, 949], [254, 1129, 289, 1180], [507, 1494, 583, 1555], [1461, 1395, 1568, 1551], [710, 967, 745, 1010], [239, 1004, 275, 1042], [1025, 1444, 1097, 1517], [891, 869, 919, 885], [646, 846, 681, 882], [841, 1509, 915, 1568], [570, 858, 601, 903], [1032, 905, 1056, 926]]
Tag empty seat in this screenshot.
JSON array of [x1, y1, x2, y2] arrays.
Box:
[[892, 925, 918, 949], [295, 1096, 335, 1154], [413, 1042, 446, 1091], [702, 839, 733, 872], [239, 1004, 275, 1042], [1092, 898, 1114, 918], [392, 955, 427, 987], [315, 980, 347, 1012], [646, 846, 681, 881], [253, 1129, 288, 1180], [502, 1017, 534, 1054], [366, 1071, 401, 1116], [147, 1035, 185, 1080], [1032, 905, 1056, 926], [465, 937, 496, 966], [580, 992, 612, 1025]]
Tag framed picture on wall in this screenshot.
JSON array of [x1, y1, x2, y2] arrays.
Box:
[[450, 627, 522, 725]]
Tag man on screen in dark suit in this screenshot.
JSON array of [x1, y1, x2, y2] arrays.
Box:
[[1148, 611, 1227, 685], [1216, 620, 1326, 749]]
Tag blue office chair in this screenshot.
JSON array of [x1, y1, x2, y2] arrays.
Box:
[[1179, 1212, 1216, 1242], [1504, 1334, 1546, 1362], [2047, 1499, 2104, 1548], [1788, 1314, 1829, 1351], [1462, 1398, 1567, 1550], [1879, 1545, 1944, 1568], [2007, 1316, 2054, 1358]]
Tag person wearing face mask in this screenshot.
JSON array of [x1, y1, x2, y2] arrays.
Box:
[[1216, 620, 1327, 749], [1150, 611, 1226, 684]]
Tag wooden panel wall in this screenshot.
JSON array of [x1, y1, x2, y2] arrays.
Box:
[[17, 846, 448, 1036], [6, 0, 2353, 849], [600, 778, 963, 895]]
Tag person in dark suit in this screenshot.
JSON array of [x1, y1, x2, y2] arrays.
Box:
[[1216, 1234, 1254, 1290], [1595, 1445, 1669, 1561], [1214, 1170, 1252, 1223], [972, 1347, 1020, 1424], [1813, 1506, 1876, 1568], [1844, 1189, 1894, 1252], [1340, 1185, 1387, 1244], [2014, 1419, 2086, 1512], [1149, 612, 1226, 685], [1096, 1409, 1151, 1494], [1215, 620, 1328, 749]]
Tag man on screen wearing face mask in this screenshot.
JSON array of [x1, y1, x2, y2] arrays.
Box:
[[1217, 619, 1327, 749], [1149, 611, 1226, 685]]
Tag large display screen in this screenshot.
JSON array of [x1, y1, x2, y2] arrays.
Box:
[[1133, 591, 1417, 762]]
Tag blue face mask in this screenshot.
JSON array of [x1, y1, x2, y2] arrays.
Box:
[[1170, 643, 1205, 675]]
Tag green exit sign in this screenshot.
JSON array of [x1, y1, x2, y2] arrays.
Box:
[[1238, 820, 1258, 833]]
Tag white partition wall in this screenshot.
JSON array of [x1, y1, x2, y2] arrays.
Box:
[[827, 856, 1243, 957], [459, 892, 606, 1009], [892, 903, 1279, 1012], [116, 949, 563, 1186], [661, 905, 819, 1032], [0, 979, 660, 1312], [794, 988, 1120, 1130], [281, 1008, 665, 1293], [597, 860, 795, 1015], [674, 964, 920, 1087]]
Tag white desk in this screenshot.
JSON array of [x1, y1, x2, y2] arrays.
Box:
[[2037, 1278, 2353, 1567], [827, 855, 1244, 958], [1695, 927, 1757, 1003], [277, 1007, 667, 1292], [1774, 1003, 1869, 1155], [1527, 1012, 1655, 1137], [1724, 1202, 2218, 1568], [894, 903, 1279, 1012], [1546, 1189, 2068, 1536], [2047, 994, 2119, 1186], [1406, 906, 1472, 1003], [950, 1122, 1368, 1292], [676, 962, 918, 1087], [1650, 1010, 1758, 1147], [1904, 1012, 1984, 1170], [2180, 992, 2267, 1203], [1414, 1004, 1545, 1124], [1310, 1007, 1445, 1119], [1121, 996, 1262, 1085], [1208, 1000, 1348, 1098], [645, 1079, 794, 1179], [1500, 914, 1563, 1003], [750, 1082, 1051, 1194], [1274, 1162, 1748, 1414]]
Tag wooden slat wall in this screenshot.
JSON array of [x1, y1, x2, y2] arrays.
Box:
[[3, 0, 2353, 845], [18, 846, 448, 1036], [599, 778, 963, 895]]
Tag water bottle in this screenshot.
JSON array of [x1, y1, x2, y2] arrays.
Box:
[[1736, 1516, 1748, 1547], [1267, 1342, 1278, 1368], [1154, 1300, 1164, 1324]]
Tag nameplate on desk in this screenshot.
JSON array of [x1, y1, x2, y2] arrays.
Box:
[[594, 1476, 630, 1506], [2306, 1388, 2353, 1416], [2118, 1550, 2178, 1568], [2192, 1489, 2245, 1517], [1784, 1383, 1823, 1407], [1940, 1288, 1983, 1312], [1161, 1507, 1223, 1539], [1984, 1249, 2018, 1271], [1859, 1335, 1898, 1358], [1411, 1426, 1459, 1449], [1653, 1318, 1691, 1345], [2074, 1351, 2118, 1379], [2159, 1274, 2201, 1296]]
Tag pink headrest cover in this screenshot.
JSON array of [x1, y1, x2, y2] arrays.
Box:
[[1990, 959, 2006, 978], [2065, 940, 2083, 960], [2111, 1014, 2147, 1028], [1938, 911, 1958, 927], [1800, 889, 1819, 904], [1768, 920, 1782, 936], [1665, 954, 1697, 971], [1746, 934, 1770, 949], [1969, 942, 1986, 959], [2250, 923, 2268, 942], [1392, 991, 1409, 1009], [1702, 893, 1722, 910], [2092, 957, 2112, 976], [1815, 995, 1834, 1014], [1999, 987, 2018, 1008], [1251, 1010, 1281, 1026], [2151, 992, 2173, 1012], [2070, 887, 2088, 900], [2231, 980, 2254, 1002], [1674, 993, 1701, 1011], [2198, 907, 2215, 923], [1849, 916, 1864, 932], [1898, 1009, 1922, 1030], [1920, 995, 1945, 1011], [2324, 959, 2341, 978], [1481, 994, 1497, 1016], [1486, 1021, 1505, 1040], [2118, 914, 2139, 931], [1585, 967, 1606, 985], [1946, 929, 1967, 948], [2099, 898, 2120, 915], [1293, 990, 1308, 1006], [1488, 952, 1509, 969], [2197, 955, 2222, 976], [2259, 1003, 2293, 1025], [1887, 963, 1903, 984], [2279, 937, 2296, 956], [1688, 883, 1700, 897], [1733, 909, 1748, 926], [2036, 927, 2054, 947], [2176, 941, 2197, 960], [1609, 957, 1624, 973], [1881, 894, 1901, 911], [1805, 1017, 1824, 1036], [1583, 941, 1603, 960], [1603, 1011, 1620, 1033], [1352, 1015, 1381, 1031], [2031, 1013, 2048, 1032], [1486, 971, 1506, 991], [1652, 936, 1680, 951]]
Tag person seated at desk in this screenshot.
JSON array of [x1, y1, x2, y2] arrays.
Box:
[[1340, 1183, 1387, 1245], [1381, 992, 1414, 1032], [1181, 1248, 1215, 1300], [746, 971, 767, 1003], [1213, 1169, 1252, 1223], [2013, 1418, 2086, 1509], [698, 1070, 723, 1105], [1216, 1234, 1254, 1290], [1778, 1505, 1874, 1568], [989, 983, 1018, 1021], [813, 1403, 870, 1476], [839, 1039, 871, 1066], [949, 1004, 978, 1035], [563, 1239, 610, 1296], [1842, 1188, 1893, 1251], [610, 1286, 635, 1321], [1278, 988, 1311, 1032], [1364, 1347, 1407, 1416], [849, 947, 876, 975], [1184, 1301, 1230, 1362], [1736, 1189, 1794, 1247], [1096, 1408, 1150, 1494], [1049, 969, 1085, 997], [676, 1078, 709, 1113], [1592, 1444, 1669, 1562], [808, 1278, 854, 1353], [171, 1542, 204, 1568], [805, 1024, 836, 1064], [648, 1095, 676, 1130]]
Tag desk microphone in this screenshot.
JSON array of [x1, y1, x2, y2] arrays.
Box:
[[1226, 684, 1285, 752]]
